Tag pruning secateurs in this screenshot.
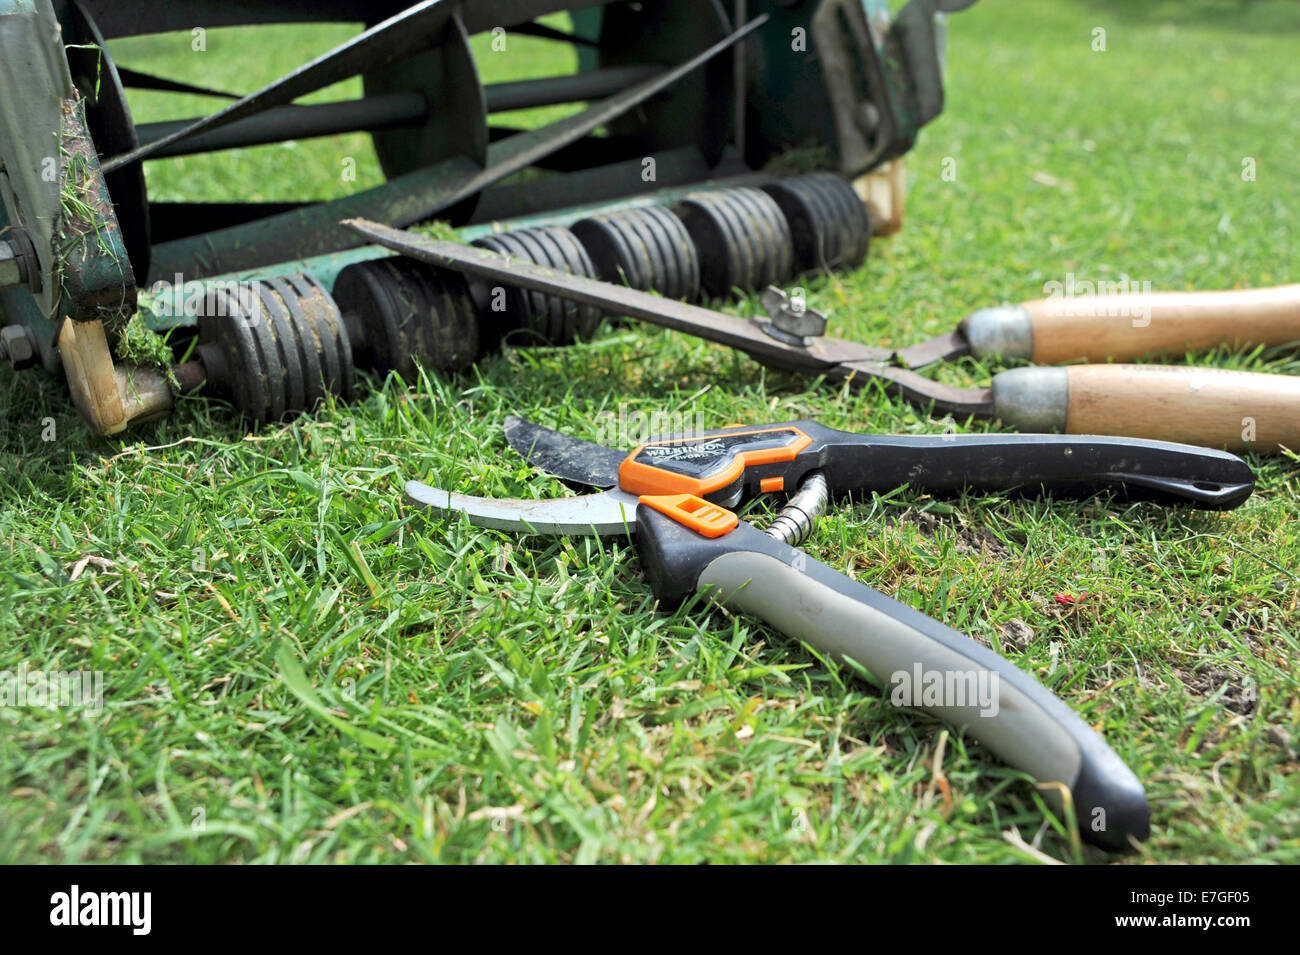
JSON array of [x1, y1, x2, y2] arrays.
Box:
[[406, 416, 1256, 850]]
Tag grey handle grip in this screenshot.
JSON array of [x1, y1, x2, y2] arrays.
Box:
[[685, 522, 1149, 850]]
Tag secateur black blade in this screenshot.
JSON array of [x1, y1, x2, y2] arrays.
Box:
[[504, 415, 623, 490]]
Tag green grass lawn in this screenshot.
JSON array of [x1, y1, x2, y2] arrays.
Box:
[[1, 0, 1298, 863]]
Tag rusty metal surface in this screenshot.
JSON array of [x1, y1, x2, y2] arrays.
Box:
[[812, 0, 978, 176], [893, 328, 972, 370]]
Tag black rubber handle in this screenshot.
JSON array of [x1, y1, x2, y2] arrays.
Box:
[[670, 421, 1255, 510], [637, 506, 1151, 851]]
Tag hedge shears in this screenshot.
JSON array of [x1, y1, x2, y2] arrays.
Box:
[[347, 221, 1300, 452]]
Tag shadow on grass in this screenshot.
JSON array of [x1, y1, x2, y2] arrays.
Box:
[[0, 367, 105, 498], [0, 364, 254, 503]]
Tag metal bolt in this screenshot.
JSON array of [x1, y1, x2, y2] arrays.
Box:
[[0, 242, 21, 290], [757, 286, 827, 347], [854, 102, 880, 137], [0, 229, 39, 293], [0, 325, 39, 370]]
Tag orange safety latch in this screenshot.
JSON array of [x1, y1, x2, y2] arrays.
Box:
[[638, 494, 738, 537]]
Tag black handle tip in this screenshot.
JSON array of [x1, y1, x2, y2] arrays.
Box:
[[1074, 752, 1151, 851]]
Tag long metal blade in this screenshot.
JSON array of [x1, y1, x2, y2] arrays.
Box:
[[893, 329, 972, 370], [840, 360, 994, 417], [509, 22, 603, 49], [406, 481, 639, 537], [342, 223, 891, 370], [104, 0, 458, 172], [114, 67, 241, 100], [504, 416, 624, 489]]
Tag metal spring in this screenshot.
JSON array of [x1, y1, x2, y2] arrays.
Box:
[[763, 471, 828, 547]]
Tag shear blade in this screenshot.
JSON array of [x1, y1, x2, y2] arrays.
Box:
[[893, 330, 972, 370], [406, 481, 640, 537], [503, 415, 624, 489]]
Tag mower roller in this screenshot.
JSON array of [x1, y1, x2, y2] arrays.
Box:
[[571, 205, 702, 304], [194, 274, 357, 426], [470, 226, 604, 345], [331, 256, 481, 378], [761, 171, 872, 273], [674, 187, 791, 298], [182, 168, 880, 423]]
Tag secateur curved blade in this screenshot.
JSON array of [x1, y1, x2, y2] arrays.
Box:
[[405, 480, 639, 537]]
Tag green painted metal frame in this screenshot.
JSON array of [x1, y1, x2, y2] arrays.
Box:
[[0, 0, 135, 371]]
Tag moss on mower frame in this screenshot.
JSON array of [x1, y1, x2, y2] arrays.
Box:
[[54, 95, 136, 334]]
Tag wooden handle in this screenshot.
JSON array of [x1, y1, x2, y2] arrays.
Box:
[[1063, 364, 1300, 451], [1021, 285, 1300, 364]]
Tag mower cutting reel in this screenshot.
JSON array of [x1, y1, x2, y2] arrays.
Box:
[[0, 0, 974, 434]]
